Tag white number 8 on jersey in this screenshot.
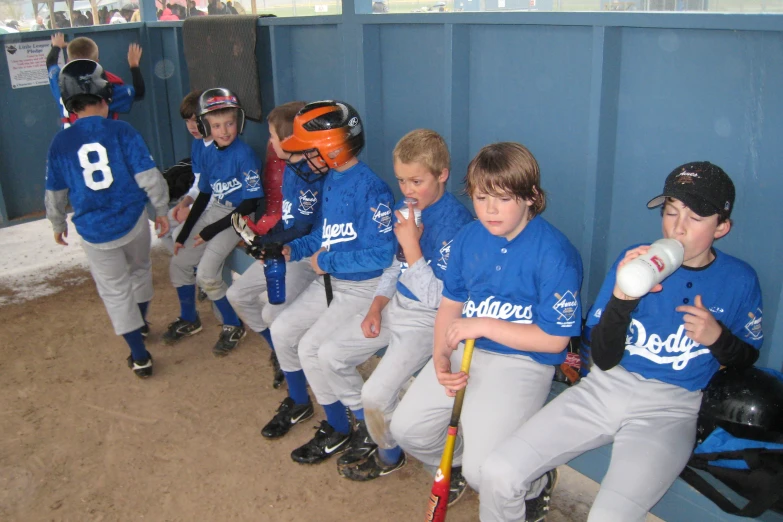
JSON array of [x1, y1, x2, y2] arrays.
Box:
[[78, 143, 114, 190]]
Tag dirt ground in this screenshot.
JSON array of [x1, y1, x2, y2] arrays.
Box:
[[0, 247, 621, 522]]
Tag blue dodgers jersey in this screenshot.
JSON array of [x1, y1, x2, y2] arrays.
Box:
[[281, 165, 324, 230], [396, 192, 474, 302], [197, 138, 262, 207], [48, 65, 135, 126], [45, 116, 154, 243], [288, 161, 395, 281], [190, 138, 215, 192], [443, 217, 583, 365], [585, 246, 763, 391]]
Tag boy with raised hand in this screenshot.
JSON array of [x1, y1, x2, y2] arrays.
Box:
[[479, 161, 763, 522], [45, 60, 169, 378], [390, 143, 583, 509], [311, 129, 474, 481], [164, 88, 263, 357], [261, 101, 396, 465], [47, 33, 145, 129]]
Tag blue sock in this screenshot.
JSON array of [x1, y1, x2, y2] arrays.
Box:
[[176, 285, 197, 322], [323, 401, 351, 435], [122, 328, 149, 362], [138, 301, 149, 322], [284, 370, 309, 405], [259, 328, 274, 351], [214, 297, 241, 327], [353, 408, 365, 421], [378, 446, 403, 466]]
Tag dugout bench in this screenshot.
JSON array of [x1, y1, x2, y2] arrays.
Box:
[[224, 247, 783, 522]]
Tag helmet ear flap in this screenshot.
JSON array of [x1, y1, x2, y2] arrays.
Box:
[[237, 109, 246, 134], [196, 115, 210, 139]]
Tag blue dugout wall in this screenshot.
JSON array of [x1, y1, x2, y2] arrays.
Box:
[[1, 10, 782, 369], [2, 7, 783, 521]]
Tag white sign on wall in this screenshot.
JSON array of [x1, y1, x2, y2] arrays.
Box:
[[5, 40, 52, 89]]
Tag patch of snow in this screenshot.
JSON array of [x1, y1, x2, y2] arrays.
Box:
[[0, 215, 164, 306]]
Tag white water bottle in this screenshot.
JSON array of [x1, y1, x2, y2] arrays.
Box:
[[396, 198, 422, 263], [616, 239, 685, 298]]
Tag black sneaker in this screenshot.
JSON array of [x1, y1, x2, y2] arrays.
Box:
[[291, 420, 352, 464], [140, 323, 150, 338], [271, 352, 285, 389], [162, 316, 202, 345], [339, 451, 406, 481], [337, 419, 377, 468], [525, 468, 559, 522], [212, 325, 246, 357], [261, 397, 314, 439], [126, 354, 153, 378], [449, 467, 468, 507]]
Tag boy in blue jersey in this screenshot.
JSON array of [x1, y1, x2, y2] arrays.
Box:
[[228, 101, 321, 390], [261, 101, 396, 465], [390, 142, 583, 510], [47, 34, 145, 129], [479, 162, 763, 522], [311, 129, 474, 481], [159, 90, 213, 254], [164, 88, 263, 357], [44, 60, 169, 379]]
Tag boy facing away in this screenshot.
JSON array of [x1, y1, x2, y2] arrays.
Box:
[[315, 129, 474, 481], [262, 101, 396, 465], [478, 161, 763, 522], [163, 88, 263, 356], [228, 100, 326, 388], [47, 34, 145, 128], [45, 59, 169, 378], [389, 143, 583, 513]]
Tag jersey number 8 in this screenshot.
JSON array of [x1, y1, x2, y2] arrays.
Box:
[[78, 143, 114, 190]]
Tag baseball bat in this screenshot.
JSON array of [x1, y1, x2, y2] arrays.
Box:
[[324, 273, 333, 306], [425, 339, 476, 522]]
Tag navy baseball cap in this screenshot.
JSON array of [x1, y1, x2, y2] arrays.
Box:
[[647, 161, 735, 219]]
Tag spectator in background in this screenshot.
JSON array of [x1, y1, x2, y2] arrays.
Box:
[[31, 15, 47, 30], [159, 6, 180, 19], [110, 9, 127, 23], [226, 1, 238, 14], [187, 1, 204, 16]]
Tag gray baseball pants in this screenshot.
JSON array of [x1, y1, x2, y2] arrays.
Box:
[[390, 344, 554, 489], [478, 365, 701, 522]]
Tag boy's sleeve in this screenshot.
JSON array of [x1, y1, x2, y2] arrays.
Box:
[[374, 259, 402, 299], [399, 215, 472, 309], [248, 142, 284, 235], [240, 148, 264, 200], [123, 125, 169, 217], [707, 272, 763, 367], [317, 181, 395, 274], [130, 67, 145, 99], [109, 83, 136, 114], [533, 245, 583, 337], [441, 227, 468, 303], [44, 147, 69, 234], [584, 251, 626, 333], [287, 215, 323, 261]]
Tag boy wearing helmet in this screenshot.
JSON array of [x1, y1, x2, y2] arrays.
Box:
[[479, 162, 763, 522], [164, 88, 263, 357], [44, 59, 170, 378], [260, 101, 396, 465]]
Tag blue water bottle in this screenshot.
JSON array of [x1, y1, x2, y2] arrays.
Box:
[[263, 243, 287, 305]]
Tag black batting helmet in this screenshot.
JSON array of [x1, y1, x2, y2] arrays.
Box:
[[59, 59, 113, 113], [197, 87, 245, 138], [697, 367, 783, 444]]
